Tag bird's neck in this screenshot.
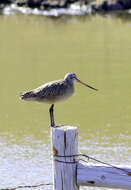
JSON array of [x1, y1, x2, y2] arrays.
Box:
[[65, 79, 74, 87]]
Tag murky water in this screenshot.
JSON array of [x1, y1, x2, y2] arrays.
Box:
[[0, 14, 131, 189]]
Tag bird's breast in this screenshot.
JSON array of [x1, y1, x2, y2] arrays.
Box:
[[59, 84, 74, 100], [50, 83, 74, 103]]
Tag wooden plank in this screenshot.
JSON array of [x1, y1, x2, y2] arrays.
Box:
[[77, 162, 131, 189], [51, 126, 79, 190]]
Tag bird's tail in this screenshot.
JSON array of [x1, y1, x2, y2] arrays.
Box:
[[20, 91, 36, 101]]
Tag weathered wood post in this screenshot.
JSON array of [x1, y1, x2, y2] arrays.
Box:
[[51, 126, 79, 190]]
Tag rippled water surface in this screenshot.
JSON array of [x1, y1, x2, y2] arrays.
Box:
[[0, 14, 131, 189]]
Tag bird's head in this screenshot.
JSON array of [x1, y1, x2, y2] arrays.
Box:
[[64, 73, 78, 82], [64, 73, 98, 91]]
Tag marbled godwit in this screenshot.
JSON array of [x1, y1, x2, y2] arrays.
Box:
[[20, 73, 98, 127]]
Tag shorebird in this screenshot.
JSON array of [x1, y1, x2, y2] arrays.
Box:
[[20, 73, 98, 127]]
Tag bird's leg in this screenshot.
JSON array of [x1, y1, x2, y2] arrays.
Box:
[[49, 104, 55, 127]]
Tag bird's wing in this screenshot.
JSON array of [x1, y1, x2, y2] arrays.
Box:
[[34, 80, 66, 98]]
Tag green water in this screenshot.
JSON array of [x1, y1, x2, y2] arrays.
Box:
[[0, 14, 131, 189]]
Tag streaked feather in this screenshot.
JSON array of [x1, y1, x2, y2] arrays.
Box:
[[21, 79, 74, 103]]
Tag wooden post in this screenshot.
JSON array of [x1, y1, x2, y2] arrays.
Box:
[[51, 126, 79, 190]]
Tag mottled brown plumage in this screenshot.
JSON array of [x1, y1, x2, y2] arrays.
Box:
[[20, 73, 97, 127]]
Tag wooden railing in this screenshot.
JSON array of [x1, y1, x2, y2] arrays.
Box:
[[51, 126, 131, 190]]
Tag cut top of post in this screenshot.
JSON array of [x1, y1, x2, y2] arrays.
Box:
[[54, 125, 78, 130]]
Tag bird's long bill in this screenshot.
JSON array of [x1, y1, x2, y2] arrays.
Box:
[[77, 79, 98, 91]]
